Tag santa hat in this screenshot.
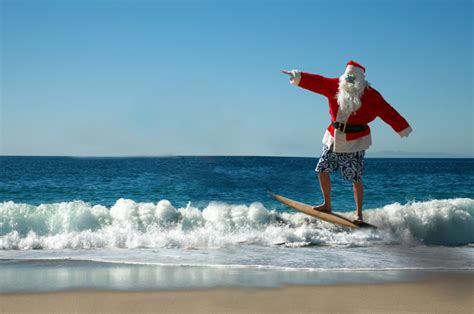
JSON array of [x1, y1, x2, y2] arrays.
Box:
[[346, 60, 366, 73]]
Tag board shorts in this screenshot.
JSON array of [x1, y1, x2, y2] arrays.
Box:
[[315, 145, 365, 182]]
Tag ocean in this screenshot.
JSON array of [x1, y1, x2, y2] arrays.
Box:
[[1, 156, 473, 292]]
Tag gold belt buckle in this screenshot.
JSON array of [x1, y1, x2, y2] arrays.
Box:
[[342, 122, 347, 133]]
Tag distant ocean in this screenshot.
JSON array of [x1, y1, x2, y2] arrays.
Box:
[[1, 156, 473, 292]]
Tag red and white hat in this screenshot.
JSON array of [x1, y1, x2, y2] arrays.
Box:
[[346, 60, 366, 73]]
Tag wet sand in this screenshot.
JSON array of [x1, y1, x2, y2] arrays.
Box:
[[1, 272, 473, 313]]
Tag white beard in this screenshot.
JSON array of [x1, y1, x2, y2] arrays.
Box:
[[336, 74, 368, 115]]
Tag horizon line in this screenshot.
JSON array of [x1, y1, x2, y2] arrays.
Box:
[[1, 154, 473, 159]]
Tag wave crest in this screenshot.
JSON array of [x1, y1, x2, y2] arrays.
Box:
[[1, 198, 473, 249], [370, 198, 474, 245]]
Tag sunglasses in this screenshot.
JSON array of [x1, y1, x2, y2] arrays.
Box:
[[345, 75, 356, 82]]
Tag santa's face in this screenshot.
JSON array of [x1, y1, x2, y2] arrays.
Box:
[[341, 67, 366, 89], [336, 66, 368, 114]]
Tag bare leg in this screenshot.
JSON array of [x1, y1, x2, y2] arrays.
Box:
[[313, 172, 332, 212], [353, 181, 364, 221]]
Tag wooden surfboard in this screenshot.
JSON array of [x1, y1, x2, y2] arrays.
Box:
[[269, 192, 377, 229]]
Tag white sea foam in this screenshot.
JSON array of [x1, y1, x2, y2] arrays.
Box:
[[1, 198, 473, 250]]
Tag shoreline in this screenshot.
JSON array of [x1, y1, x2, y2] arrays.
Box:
[[2, 255, 472, 293], [1, 272, 473, 313]]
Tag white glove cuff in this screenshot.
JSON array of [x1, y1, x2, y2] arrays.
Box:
[[398, 126, 412, 138]]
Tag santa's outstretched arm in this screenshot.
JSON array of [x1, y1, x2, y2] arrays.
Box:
[[376, 92, 412, 137], [282, 69, 334, 97]]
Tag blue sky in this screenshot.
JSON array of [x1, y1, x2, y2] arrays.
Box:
[[1, 0, 472, 157]]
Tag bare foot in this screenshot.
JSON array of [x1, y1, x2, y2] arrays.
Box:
[[312, 204, 332, 213], [353, 216, 364, 224]]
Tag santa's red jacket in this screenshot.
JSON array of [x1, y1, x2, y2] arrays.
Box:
[[297, 72, 411, 143]]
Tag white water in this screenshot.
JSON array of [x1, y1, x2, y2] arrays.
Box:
[[1, 198, 473, 274], [1, 198, 473, 250]]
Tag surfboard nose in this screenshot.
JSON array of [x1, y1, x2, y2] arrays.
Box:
[[267, 190, 277, 198]]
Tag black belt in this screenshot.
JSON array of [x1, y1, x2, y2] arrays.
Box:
[[332, 122, 368, 133]]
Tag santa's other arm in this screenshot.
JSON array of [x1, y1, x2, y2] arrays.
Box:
[[376, 90, 412, 137], [282, 70, 334, 98]]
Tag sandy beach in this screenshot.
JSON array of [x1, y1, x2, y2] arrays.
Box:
[[1, 272, 472, 314]]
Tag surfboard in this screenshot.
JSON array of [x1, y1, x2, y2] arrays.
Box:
[[269, 191, 377, 229]]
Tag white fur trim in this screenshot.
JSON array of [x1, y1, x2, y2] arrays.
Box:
[[323, 130, 372, 153], [398, 126, 412, 137], [290, 70, 301, 86], [345, 65, 365, 76]]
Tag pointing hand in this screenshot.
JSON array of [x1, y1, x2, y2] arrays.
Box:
[[281, 70, 293, 77]]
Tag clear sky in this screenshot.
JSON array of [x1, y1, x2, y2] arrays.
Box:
[[1, 0, 472, 157]]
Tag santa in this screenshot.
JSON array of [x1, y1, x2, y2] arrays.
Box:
[[282, 61, 412, 223]]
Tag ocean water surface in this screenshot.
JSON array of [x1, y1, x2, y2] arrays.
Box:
[[1, 156, 473, 292]]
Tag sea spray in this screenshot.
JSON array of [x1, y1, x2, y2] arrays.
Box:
[[369, 198, 474, 245], [1, 198, 473, 249]]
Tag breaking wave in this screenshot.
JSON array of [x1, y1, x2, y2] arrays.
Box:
[[1, 198, 473, 249]]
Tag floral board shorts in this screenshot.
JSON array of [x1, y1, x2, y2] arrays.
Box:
[[315, 145, 366, 182]]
